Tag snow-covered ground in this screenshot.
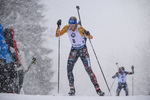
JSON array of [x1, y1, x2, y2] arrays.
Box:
[[0, 93, 150, 100]]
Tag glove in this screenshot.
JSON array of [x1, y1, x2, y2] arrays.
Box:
[[131, 65, 134, 69], [32, 57, 36, 63], [57, 19, 61, 27], [112, 76, 116, 79], [85, 30, 90, 36], [116, 62, 118, 65]]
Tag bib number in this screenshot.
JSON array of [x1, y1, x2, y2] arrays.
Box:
[[121, 76, 124, 82], [72, 39, 76, 43]]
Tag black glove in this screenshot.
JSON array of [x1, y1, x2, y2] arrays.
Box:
[[85, 30, 90, 36], [57, 19, 61, 27], [116, 62, 118, 65], [131, 65, 134, 69], [32, 57, 36, 64]]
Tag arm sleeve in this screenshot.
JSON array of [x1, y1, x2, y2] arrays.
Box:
[[112, 72, 118, 78], [79, 27, 93, 39], [0, 36, 8, 55], [125, 71, 134, 75], [56, 25, 69, 37]]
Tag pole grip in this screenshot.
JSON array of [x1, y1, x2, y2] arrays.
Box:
[[116, 62, 119, 68], [58, 26, 61, 93]]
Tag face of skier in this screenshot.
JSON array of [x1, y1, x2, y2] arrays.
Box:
[[3, 28, 13, 39], [120, 70, 125, 74], [68, 17, 77, 31], [69, 24, 76, 30]]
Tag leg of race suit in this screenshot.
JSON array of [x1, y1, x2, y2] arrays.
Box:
[[124, 83, 129, 96], [67, 47, 79, 87], [116, 83, 122, 96], [79, 46, 100, 90]]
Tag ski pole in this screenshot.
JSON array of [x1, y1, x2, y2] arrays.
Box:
[[24, 57, 36, 74], [107, 63, 119, 95], [89, 39, 111, 95], [107, 78, 116, 96], [20, 58, 36, 94], [131, 65, 134, 96], [76, 6, 82, 26], [116, 62, 119, 69], [58, 23, 61, 93], [76, 6, 111, 95], [132, 75, 134, 96]]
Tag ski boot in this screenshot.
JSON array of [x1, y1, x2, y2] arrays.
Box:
[[125, 91, 129, 96], [68, 86, 75, 96], [96, 89, 105, 96]]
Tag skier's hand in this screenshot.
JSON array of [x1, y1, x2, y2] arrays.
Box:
[[57, 19, 61, 27], [131, 65, 134, 69], [85, 30, 90, 36], [112, 75, 116, 79], [31, 57, 36, 64], [116, 62, 118, 65]]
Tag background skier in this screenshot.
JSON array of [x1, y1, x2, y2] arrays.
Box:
[[56, 16, 104, 96], [112, 66, 134, 96]]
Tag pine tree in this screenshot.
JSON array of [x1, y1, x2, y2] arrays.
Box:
[[0, 0, 54, 95]]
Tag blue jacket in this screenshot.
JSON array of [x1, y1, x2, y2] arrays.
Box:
[[0, 24, 3, 34], [0, 35, 7, 59], [0, 24, 13, 64]]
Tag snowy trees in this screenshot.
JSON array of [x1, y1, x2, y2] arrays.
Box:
[[0, 0, 54, 95]]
